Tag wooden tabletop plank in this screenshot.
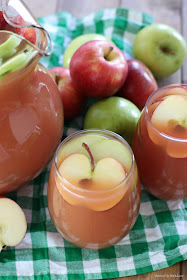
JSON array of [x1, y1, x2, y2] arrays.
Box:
[[56, 0, 121, 17], [24, 0, 58, 17], [110, 262, 181, 280], [181, 260, 187, 280], [182, 0, 187, 83]]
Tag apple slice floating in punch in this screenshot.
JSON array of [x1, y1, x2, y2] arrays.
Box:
[[0, 35, 22, 59], [57, 142, 128, 211], [0, 197, 27, 252], [59, 153, 92, 185], [0, 46, 36, 77], [81, 139, 132, 172], [149, 94, 187, 158], [59, 152, 126, 189], [57, 134, 107, 166], [92, 157, 126, 190]]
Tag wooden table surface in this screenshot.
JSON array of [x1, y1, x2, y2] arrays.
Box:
[[24, 0, 187, 279]]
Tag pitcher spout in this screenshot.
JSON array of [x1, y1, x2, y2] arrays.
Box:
[[1, 0, 51, 56]]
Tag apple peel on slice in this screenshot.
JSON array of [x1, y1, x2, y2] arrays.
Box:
[[0, 35, 22, 59], [0, 197, 27, 252], [81, 139, 132, 172], [149, 94, 187, 158], [0, 47, 36, 77], [59, 153, 92, 185], [57, 147, 128, 211], [57, 134, 107, 166], [92, 157, 126, 190]]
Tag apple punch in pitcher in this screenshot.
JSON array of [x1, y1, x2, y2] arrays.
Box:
[[133, 84, 187, 200], [0, 0, 63, 194], [48, 129, 141, 249]]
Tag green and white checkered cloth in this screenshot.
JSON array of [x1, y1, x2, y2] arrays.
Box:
[[0, 8, 187, 280]]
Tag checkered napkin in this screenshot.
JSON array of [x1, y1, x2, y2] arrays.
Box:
[[0, 8, 187, 280]]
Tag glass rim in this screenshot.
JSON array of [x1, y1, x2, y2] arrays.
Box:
[[145, 83, 187, 142], [54, 129, 136, 194]]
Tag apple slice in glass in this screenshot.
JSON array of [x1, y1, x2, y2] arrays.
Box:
[[58, 150, 127, 211], [81, 139, 132, 172], [57, 134, 107, 165], [0, 35, 21, 59], [59, 153, 92, 185], [57, 138, 132, 211], [59, 153, 126, 190], [0, 197, 27, 252], [150, 94, 187, 158], [92, 157, 126, 190]]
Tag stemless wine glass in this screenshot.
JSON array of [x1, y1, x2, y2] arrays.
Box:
[[48, 129, 141, 249], [133, 84, 187, 200]]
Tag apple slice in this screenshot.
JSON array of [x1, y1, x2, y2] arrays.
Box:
[[151, 95, 187, 138], [0, 197, 27, 252], [63, 33, 113, 68], [149, 94, 187, 158], [0, 48, 36, 77], [0, 35, 21, 59], [57, 143, 128, 211], [59, 153, 126, 189], [92, 157, 126, 190], [57, 134, 107, 166], [81, 139, 132, 172], [59, 153, 92, 185]]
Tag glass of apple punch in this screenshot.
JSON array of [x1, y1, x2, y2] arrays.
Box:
[[133, 84, 187, 200], [47, 129, 140, 249]]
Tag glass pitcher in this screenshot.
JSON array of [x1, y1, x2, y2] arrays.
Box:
[[0, 0, 64, 194]]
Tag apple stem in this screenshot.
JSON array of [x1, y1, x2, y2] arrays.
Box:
[[2, 245, 7, 250], [54, 72, 60, 85], [104, 46, 114, 60], [160, 46, 176, 55], [82, 143, 95, 171]]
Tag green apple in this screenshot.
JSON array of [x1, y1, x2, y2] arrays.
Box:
[[83, 97, 141, 145], [63, 33, 113, 68], [133, 24, 187, 78]]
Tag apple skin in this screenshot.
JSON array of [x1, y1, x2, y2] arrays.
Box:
[[49, 67, 87, 120], [0, 197, 27, 251], [1, 14, 36, 44], [63, 33, 113, 68], [70, 40, 128, 98], [117, 59, 158, 110], [133, 24, 187, 78], [83, 96, 141, 145]]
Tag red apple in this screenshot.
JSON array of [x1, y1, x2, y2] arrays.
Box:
[[70, 40, 128, 98], [118, 59, 158, 110], [49, 67, 87, 120]]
